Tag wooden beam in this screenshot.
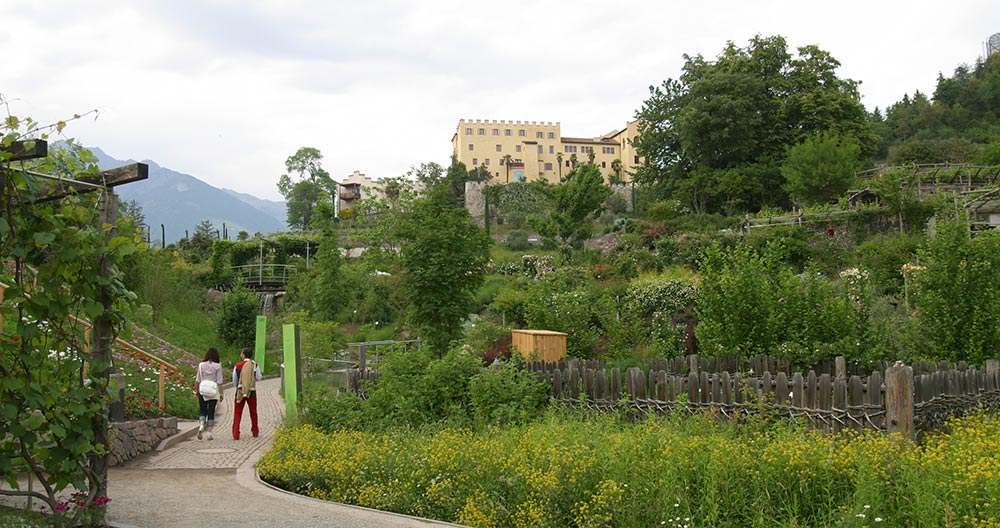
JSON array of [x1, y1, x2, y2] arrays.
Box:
[[0, 140, 47, 161], [23, 162, 149, 204]]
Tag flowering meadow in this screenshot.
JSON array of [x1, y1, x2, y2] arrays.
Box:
[[112, 327, 199, 419], [258, 411, 1000, 528]]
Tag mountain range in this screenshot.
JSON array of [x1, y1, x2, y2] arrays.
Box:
[[90, 147, 288, 244]]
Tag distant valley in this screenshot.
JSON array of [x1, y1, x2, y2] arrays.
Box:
[[91, 147, 288, 244]]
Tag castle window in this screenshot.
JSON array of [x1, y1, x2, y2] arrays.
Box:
[[468, 144, 474, 151], [492, 128, 499, 135], [505, 129, 512, 136], [549, 145, 554, 154], [548, 132, 555, 139], [537, 145, 543, 154], [515, 145, 522, 152], [519, 129, 526, 136], [536, 132, 543, 139], [545, 162, 553, 171], [472, 158, 478, 165], [466, 128, 473, 135], [496, 144, 502, 152], [478, 128, 485, 135], [485, 158, 490, 166]]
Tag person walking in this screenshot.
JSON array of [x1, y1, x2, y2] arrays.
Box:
[[232, 347, 262, 440], [195, 347, 224, 440]]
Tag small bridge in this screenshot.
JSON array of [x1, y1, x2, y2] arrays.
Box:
[[232, 264, 296, 291]]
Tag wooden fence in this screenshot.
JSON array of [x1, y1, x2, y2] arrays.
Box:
[[345, 353, 1000, 438], [525, 355, 1000, 438]]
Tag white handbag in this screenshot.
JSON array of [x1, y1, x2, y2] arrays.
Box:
[[199, 379, 220, 399]]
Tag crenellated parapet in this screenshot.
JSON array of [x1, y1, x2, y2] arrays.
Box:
[[458, 118, 560, 128]]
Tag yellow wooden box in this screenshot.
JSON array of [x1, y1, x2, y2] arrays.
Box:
[[511, 329, 567, 363]]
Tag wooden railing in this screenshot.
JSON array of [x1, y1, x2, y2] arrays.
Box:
[[0, 281, 177, 410]]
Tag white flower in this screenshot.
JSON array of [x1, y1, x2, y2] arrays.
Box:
[[856, 513, 866, 518], [875, 518, 883, 523]]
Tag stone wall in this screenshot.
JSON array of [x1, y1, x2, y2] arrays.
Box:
[[465, 180, 488, 222], [109, 417, 178, 466]]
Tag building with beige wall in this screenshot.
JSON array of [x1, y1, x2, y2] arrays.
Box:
[[451, 119, 642, 185]]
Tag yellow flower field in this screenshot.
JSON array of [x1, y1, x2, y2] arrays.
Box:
[[257, 412, 1000, 527]]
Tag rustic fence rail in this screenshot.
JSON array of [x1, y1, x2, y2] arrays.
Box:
[[345, 354, 1000, 438]]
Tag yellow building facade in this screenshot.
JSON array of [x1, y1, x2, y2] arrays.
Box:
[[451, 119, 642, 185]]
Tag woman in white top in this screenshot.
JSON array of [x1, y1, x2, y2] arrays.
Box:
[[194, 347, 224, 440]]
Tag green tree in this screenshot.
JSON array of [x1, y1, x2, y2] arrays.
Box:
[[398, 186, 491, 355], [216, 283, 259, 347], [502, 154, 514, 183], [634, 35, 876, 214], [610, 158, 623, 184], [781, 132, 860, 206], [277, 147, 335, 230], [528, 163, 612, 256]]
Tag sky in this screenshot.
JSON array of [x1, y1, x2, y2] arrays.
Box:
[[2, 1, 997, 201]]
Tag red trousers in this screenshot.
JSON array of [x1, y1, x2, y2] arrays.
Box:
[[232, 394, 258, 439]]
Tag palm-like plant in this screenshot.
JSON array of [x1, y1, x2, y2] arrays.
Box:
[[501, 154, 514, 183], [611, 158, 623, 183], [556, 152, 564, 179]]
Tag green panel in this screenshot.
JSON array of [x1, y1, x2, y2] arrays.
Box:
[[282, 323, 300, 418], [255, 316, 267, 374]]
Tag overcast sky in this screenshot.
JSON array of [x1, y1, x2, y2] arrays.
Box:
[[2, 1, 997, 200]]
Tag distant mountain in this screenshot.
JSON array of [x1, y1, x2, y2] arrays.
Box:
[[90, 147, 288, 244], [221, 188, 287, 224]]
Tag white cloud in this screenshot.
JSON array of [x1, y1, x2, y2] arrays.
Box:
[[1, 0, 996, 200]]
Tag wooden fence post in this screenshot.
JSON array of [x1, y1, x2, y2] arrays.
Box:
[[886, 363, 914, 439]]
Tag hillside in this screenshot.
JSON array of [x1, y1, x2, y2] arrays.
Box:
[[90, 147, 288, 244]]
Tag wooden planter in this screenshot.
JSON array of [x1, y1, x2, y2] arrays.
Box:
[[511, 329, 567, 363]]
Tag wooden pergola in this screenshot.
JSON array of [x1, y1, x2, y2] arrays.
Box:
[[0, 139, 148, 496]]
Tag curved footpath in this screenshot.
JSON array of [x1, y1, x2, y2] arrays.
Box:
[[108, 377, 462, 528]]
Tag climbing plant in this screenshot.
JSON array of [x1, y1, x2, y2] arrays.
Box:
[[0, 105, 137, 525]]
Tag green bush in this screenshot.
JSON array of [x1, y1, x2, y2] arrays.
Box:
[[215, 282, 259, 348], [504, 229, 532, 251], [462, 318, 513, 361], [468, 361, 550, 427], [301, 385, 367, 433]]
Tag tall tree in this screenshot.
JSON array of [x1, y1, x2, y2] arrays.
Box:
[[397, 185, 491, 355], [277, 147, 335, 230], [502, 154, 514, 183], [634, 35, 876, 214], [781, 132, 860, 206], [528, 163, 612, 258]]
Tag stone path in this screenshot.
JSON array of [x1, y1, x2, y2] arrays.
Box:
[[119, 377, 285, 470], [105, 377, 463, 528]]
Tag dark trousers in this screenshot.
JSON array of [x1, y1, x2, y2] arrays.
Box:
[[232, 393, 258, 439], [198, 395, 218, 426]]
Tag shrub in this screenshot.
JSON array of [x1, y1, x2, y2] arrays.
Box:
[[468, 361, 549, 427], [505, 229, 532, 251], [215, 282, 259, 348]]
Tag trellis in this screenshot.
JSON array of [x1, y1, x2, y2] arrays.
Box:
[[0, 139, 148, 497]]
